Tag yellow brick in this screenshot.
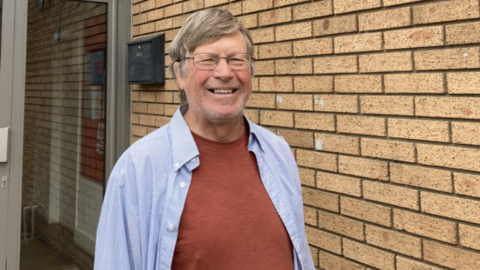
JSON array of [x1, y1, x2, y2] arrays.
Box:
[[361, 96, 414, 116], [364, 180, 419, 210], [314, 133, 360, 155], [302, 187, 339, 212], [259, 7, 292, 26], [343, 239, 395, 270], [416, 97, 480, 120], [293, 0, 333, 20], [259, 110, 293, 127], [147, 103, 165, 115], [139, 92, 156, 102], [424, 240, 480, 270], [243, 0, 273, 13], [316, 171, 361, 197], [259, 77, 293, 92], [306, 226, 342, 254], [339, 155, 388, 180], [204, 0, 229, 7], [250, 28, 274, 44], [304, 206, 317, 226], [246, 93, 276, 109], [454, 172, 480, 198], [413, 0, 480, 25], [296, 149, 337, 172], [237, 14, 258, 29], [172, 14, 189, 28], [314, 55, 357, 74], [299, 167, 315, 187], [276, 94, 313, 111], [276, 58, 312, 75], [131, 114, 140, 125], [155, 116, 170, 127], [394, 209, 457, 244], [139, 22, 155, 35], [384, 0, 433, 6], [385, 26, 443, 49], [452, 122, 480, 145], [164, 3, 182, 17], [447, 21, 480, 45], [415, 47, 480, 70], [219, 2, 242, 16], [254, 60, 275, 75], [341, 197, 392, 226], [156, 0, 172, 7], [164, 104, 177, 116], [319, 252, 365, 270], [182, 0, 203, 13], [311, 247, 319, 267], [313, 14, 357, 36], [258, 43, 292, 59], [132, 102, 148, 113], [294, 112, 335, 131], [155, 18, 173, 31], [448, 72, 480, 94], [396, 256, 444, 270], [294, 76, 333, 93], [360, 52, 412, 72], [244, 109, 259, 123], [334, 0, 381, 14], [359, 7, 411, 31], [385, 73, 444, 94], [156, 92, 173, 103], [459, 224, 480, 250], [132, 124, 148, 136], [366, 225, 422, 258], [388, 118, 449, 142], [337, 115, 386, 136], [140, 0, 156, 12], [133, 13, 148, 26], [390, 163, 452, 192], [361, 138, 415, 162], [318, 210, 364, 240], [132, 3, 140, 14], [334, 33, 383, 54], [275, 22, 312, 41], [422, 191, 480, 224], [335, 75, 382, 93], [313, 94, 357, 113], [418, 144, 480, 172], [274, 0, 310, 7], [293, 38, 333, 57]]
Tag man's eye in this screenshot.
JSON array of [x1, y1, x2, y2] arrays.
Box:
[[197, 58, 216, 64]]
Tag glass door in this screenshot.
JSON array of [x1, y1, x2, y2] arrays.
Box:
[[19, 1, 108, 269]]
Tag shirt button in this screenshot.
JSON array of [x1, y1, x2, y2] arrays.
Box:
[[179, 182, 186, 188], [174, 163, 180, 169], [167, 224, 175, 231]]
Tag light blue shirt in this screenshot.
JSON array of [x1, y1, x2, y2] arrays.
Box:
[[94, 106, 315, 270]]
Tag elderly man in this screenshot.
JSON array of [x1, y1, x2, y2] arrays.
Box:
[[95, 8, 314, 270]]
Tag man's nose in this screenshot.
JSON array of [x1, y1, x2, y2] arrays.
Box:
[[213, 58, 234, 81]]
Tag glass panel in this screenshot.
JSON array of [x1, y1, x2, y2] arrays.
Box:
[[21, 1, 107, 269]]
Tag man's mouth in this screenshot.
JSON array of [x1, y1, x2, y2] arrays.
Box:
[[209, 89, 237, 94]]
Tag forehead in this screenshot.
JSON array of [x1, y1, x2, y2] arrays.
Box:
[[191, 31, 246, 54]]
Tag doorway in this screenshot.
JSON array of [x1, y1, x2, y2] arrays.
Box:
[[0, 0, 131, 269]]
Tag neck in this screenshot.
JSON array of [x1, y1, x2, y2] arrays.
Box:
[[183, 111, 245, 143]]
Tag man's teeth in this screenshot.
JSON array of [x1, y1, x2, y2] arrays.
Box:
[[213, 89, 233, 94]]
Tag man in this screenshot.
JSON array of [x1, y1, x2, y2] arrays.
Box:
[[95, 8, 314, 270]]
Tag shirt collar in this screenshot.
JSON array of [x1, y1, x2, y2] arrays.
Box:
[[170, 105, 265, 171]]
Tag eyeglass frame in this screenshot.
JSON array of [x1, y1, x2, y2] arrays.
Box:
[[178, 53, 255, 71]]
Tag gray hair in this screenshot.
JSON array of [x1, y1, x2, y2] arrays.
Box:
[[169, 8, 254, 104]]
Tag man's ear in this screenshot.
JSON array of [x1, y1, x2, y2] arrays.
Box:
[[173, 61, 185, 90]]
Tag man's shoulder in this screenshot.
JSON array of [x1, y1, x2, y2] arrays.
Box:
[[249, 121, 289, 149], [122, 123, 172, 160]]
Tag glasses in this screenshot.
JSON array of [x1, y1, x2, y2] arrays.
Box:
[[180, 53, 254, 70]]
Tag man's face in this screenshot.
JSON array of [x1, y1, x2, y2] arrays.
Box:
[[175, 31, 252, 124]]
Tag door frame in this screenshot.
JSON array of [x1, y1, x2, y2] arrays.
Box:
[[0, 0, 131, 269]]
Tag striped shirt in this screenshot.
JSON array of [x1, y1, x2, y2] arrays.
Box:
[[94, 105, 315, 270]]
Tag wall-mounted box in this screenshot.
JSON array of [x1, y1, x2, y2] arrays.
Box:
[[127, 33, 165, 84]]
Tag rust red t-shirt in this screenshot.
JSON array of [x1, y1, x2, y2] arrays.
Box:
[[171, 130, 294, 270]]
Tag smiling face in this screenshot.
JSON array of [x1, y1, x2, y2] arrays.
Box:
[[175, 31, 252, 126]]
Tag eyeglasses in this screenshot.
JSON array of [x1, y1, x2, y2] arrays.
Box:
[[180, 53, 254, 70]]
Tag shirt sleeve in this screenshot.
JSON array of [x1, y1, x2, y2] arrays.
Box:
[[94, 155, 143, 270]]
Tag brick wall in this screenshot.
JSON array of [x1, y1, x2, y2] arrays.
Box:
[[131, 0, 480, 269]]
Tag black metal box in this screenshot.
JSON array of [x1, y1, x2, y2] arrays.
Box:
[[127, 33, 165, 84]]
